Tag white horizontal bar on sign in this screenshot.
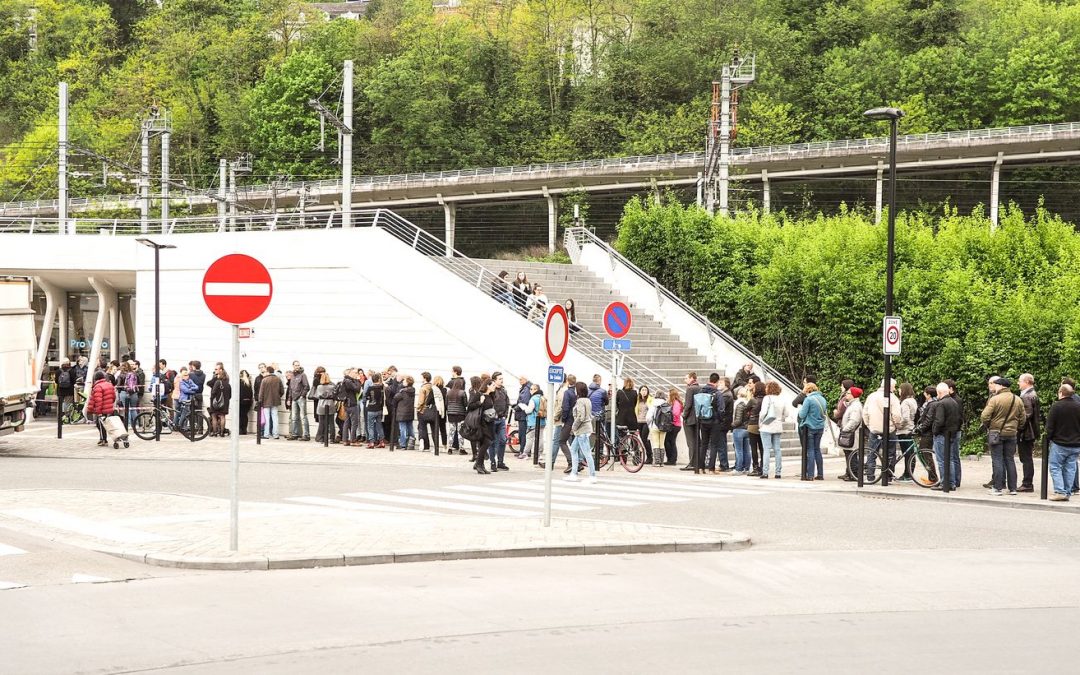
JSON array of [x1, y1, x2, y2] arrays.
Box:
[[342, 492, 538, 518], [396, 488, 592, 512], [202, 282, 271, 297]]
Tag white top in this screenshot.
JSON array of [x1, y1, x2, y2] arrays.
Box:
[[758, 394, 787, 434]]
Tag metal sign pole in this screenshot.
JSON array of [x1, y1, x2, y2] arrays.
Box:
[[543, 380, 555, 527], [229, 323, 240, 551], [610, 352, 618, 455]]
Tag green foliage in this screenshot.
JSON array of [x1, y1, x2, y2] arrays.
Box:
[[615, 197, 1080, 426]]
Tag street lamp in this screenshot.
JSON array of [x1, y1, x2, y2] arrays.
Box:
[[136, 238, 176, 442], [863, 106, 904, 488]]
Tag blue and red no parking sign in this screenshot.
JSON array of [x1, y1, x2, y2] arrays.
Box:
[[603, 301, 632, 339]]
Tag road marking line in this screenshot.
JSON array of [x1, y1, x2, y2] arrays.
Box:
[[499, 481, 686, 503], [0, 581, 28, 591], [448, 484, 642, 507], [342, 492, 538, 517], [71, 574, 111, 584], [286, 496, 440, 516], [1, 508, 169, 544], [0, 544, 27, 556], [396, 488, 593, 512], [596, 478, 769, 496]]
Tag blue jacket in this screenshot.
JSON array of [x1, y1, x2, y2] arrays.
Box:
[[515, 382, 532, 421], [561, 386, 577, 424], [179, 377, 198, 403], [797, 391, 828, 430], [526, 393, 545, 430], [588, 383, 608, 417]]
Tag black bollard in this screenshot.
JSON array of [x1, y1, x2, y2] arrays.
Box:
[[1040, 435, 1049, 501], [857, 427, 865, 488], [56, 394, 63, 440], [799, 425, 808, 480]]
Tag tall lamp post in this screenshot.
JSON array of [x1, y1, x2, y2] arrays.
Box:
[[136, 238, 176, 442], [864, 107, 904, 488]]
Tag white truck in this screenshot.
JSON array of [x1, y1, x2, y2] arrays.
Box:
[[0, 277, 37, 437]]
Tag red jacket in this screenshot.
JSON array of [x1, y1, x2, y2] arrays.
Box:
[[87, 380, 116, 416]]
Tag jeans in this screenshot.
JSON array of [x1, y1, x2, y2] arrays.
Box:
[[398, 421, 414, 447], [732, 428, 751, 472], [805, 428, 824, 479], [344, 406, 360, 443], [988, 434, 1018, 491], [708, 428, 729, 470], [933, 433, 961, 488], [1049, 442, 1080, 496], [176, 400, 191, 434], [261, 405, 278, 438], [866, 432, 898, 479], [761, 430, 783, 476], [490, 418, 507, 465], [290, 397, 309, 438], [365, 411, 384, 443], [570, 434, 596, 477]]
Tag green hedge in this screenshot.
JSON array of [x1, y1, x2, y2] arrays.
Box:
[[615, 197, 1080, 441]]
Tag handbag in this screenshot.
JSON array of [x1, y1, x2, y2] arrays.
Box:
[[838, 428, 856, 448], [482, 407, 497, 423]]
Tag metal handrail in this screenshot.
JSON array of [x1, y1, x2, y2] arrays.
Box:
[[5, 121, 1080, 214], [564, 226, 800, 394]]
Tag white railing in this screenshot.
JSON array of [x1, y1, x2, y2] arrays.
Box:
[[564, 226, 800, 394], [5, 121, 1080, 214]]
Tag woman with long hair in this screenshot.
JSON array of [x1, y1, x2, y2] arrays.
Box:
[[664, 389, 683, 465], [208, 366, 231, 437], [467, 376, 496, 474], [314, 372, 335, 444], [895, 382, 918, 482], [565, 299, 581, 334], [636, 384, 653, 463], [731, 385, 753, 474], [238, 370, 253, 435], [445, 377, 468, 455], [746, 381, 766, 476]]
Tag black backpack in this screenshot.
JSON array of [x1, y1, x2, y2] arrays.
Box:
[[460, 408, 485, 441], [655, 404, 675, 432], [57, 369, 73, 389]]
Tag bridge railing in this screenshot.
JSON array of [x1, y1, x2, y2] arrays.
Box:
[[6, 121, 1080, 215], [564, 226, 800, 395]]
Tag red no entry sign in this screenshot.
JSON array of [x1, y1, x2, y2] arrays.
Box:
[[603, 301, 632, 339], [544, 304, 569, 364], [202, 254, 273, 325]]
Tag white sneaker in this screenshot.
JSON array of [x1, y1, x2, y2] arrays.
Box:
[[1008, 490, 1018, 496], [988, 489, 1003, 496], [585, 476, 598, 484], [563, 475, 580, 482]]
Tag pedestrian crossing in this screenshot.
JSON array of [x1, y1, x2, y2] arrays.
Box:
[[0, 539, 125, 591], [286, 475, 812, 519]]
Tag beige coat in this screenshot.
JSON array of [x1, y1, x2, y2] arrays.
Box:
[[980, 390, 1027, 438]]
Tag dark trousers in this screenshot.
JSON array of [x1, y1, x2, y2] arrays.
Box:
[[684, 423, 698, 467], [385, 409, 397, 448], [696, 422, 714, 470], [239, 403, 251, 434], [749, 432, 763, 472], [438, 416, 447, 446], [421, 418, 440, 454], [517, 417, 528, 454], [638, 422, 653, 463], [708, 428, 729, 470], [558, 423, 574, 465], [1018, 439, 1035, 488], [664, 427, 681, 464]]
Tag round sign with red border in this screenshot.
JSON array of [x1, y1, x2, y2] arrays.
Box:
[[603, 301, 632, 339], [202, 254, 273, 325], [544, 304, 569, 365]]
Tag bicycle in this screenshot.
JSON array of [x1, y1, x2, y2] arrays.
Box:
[[132, 401, 210, 441], [596, 424, 646, 473], [61, 390, 87, 424], [847, 436, 940, 488]]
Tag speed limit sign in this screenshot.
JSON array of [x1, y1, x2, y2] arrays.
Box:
[[883, 316, 902, 355]]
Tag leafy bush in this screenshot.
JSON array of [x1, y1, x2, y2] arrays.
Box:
[[615, 197, 1080, 433]]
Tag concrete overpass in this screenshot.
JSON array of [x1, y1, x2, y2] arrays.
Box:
[[3, 121, 1080, 247]]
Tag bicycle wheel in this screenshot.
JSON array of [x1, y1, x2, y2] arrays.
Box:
[[132, 412, 160, 441], [908, 448, 941, 488], [847, 448, 884, 485], [597, 440, 612, 469], [64, 406, 84, 425], [620, 434, 646, 473]]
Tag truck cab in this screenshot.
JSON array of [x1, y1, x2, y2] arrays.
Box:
[[0, 276, 37, 437]]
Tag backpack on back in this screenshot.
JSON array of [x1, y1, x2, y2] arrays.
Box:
[[57, 369, 73, 389], [537, 396, 547, 419], [693, 391, 716, 420], [655, 403, 675, 432]]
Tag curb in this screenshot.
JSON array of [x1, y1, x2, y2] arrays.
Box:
[[94, 532, 751, 571], [856, 489, 1079, 513]]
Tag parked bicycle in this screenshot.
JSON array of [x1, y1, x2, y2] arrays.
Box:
[[847, 436, 940, 488], [596, 424, 646, 473], [60, 390, 87, 424], [131, 402, 210, 442]]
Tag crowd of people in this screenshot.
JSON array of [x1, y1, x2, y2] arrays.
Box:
[[42, 354, 1080, 500], [489, 270, 581, 331]]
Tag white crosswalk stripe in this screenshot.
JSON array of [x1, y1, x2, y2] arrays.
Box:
[[0, 581, 28, 591], [292, 475, 800, 519], [0, 543, 27, 557]]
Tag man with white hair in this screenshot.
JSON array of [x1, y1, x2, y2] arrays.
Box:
[[1046, 384, 1080, 501], [1017, 373, 1040, 492], [932, 382, 963, 490], [861, 378, 902, 482]]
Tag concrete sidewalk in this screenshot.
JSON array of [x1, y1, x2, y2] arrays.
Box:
[[0, 488, 749, 571]]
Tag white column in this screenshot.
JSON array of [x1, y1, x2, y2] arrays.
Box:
[[441, 197, 455, 258], [108, 293, 119, 361], [990, 152, 1004, 230], [140, 124, 150, 234], [875, 161, 884, 225], [58, 82, 68, 235], [34, 277, 62, 375], [218, 159, 227, 232], [341, 59, 353, 229], [718, 68, 731, 217], [86, 278, 109, 401], [160, 129, 169, 234], [57, 294, 69, 363], [545, 188, 557, 254], [761, 169, 770, 213]]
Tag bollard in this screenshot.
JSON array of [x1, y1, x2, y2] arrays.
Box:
[[799, 425, 808, 480], [943, 431, 952, 493], [857, 426, 865, 488], [56, 394, 63, 440], [1040, 435, 1049, 500]]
